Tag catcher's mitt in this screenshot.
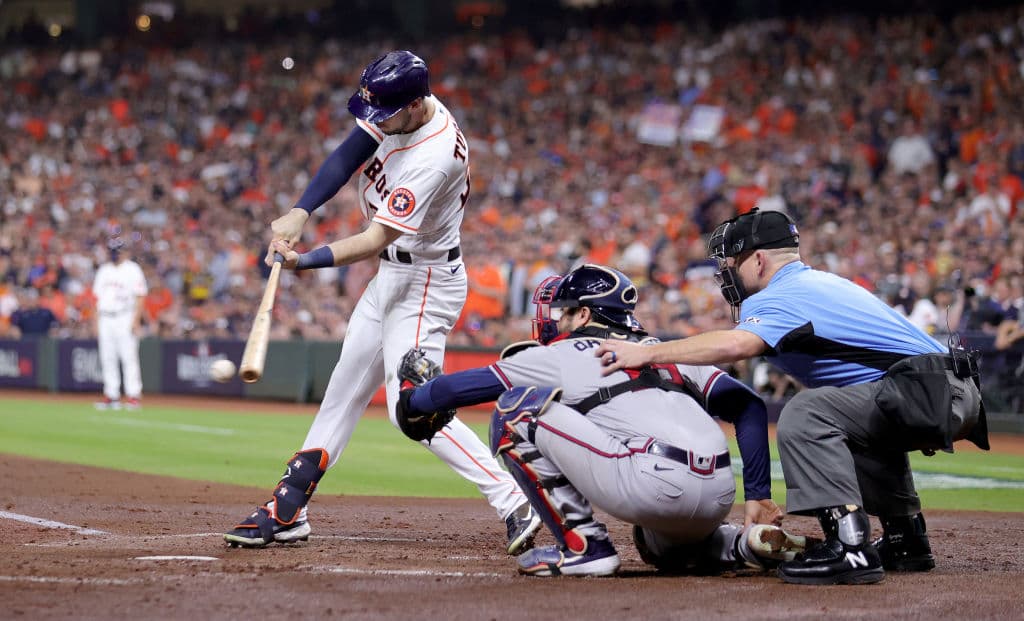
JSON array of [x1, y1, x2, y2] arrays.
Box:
[[395, 348, 455, 442]]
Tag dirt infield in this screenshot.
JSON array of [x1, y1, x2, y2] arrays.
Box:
[[2, 454, 1022, 620]]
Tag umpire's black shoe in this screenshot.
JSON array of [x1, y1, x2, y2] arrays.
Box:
[[778, 505, 884, 585], [873, 513, 935, 572], [777, 537, 884, 585]]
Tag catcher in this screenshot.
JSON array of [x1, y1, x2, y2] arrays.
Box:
[[395, 264, 812, 576]]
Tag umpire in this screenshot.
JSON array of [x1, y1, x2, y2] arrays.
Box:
[[597, 208, 989, 585]]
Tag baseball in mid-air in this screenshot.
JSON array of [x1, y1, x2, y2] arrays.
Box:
[[210, 359, 237, 383]]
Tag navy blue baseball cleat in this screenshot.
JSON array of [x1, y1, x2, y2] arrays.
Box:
[[505, 503, 542, 555], [517, 535, 620, 577], [224, 505, 310, 548]]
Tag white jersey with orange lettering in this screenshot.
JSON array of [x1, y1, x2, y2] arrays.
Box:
[[301, 95, 527, 526], [355, 96, 469, 259]]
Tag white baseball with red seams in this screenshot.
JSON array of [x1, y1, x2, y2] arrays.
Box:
[[300, 96, 525, 520], [210, 359, 237, 383]]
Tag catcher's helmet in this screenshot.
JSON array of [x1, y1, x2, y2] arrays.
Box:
[[551, 264, 643, 331], [347, 51, 430, 124]]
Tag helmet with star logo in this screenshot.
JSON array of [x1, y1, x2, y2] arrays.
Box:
[[347, 51, 430, 124]]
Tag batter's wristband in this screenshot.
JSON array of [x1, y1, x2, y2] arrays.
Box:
[[295, 246, 335, 270]]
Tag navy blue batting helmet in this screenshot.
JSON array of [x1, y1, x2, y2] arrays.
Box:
[[347, 51, 430, 124], [550, 264, 644, 332]]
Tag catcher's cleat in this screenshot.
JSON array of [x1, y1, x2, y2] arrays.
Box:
[[505, 503, 542, 555], [873, 513, 935, 572], [224, 506, 310, 548], [738, 524, 817, 570], [517, 536, 620, 577]]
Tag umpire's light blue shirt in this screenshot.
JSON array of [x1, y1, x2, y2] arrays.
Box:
[[735, 262, 945, 388]]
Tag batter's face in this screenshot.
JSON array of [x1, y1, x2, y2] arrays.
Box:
[[375, 98, 424, 135]]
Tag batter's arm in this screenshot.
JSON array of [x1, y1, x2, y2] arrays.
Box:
[[274, 221, 402, 270]]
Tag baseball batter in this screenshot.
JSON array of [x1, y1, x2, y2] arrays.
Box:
[[399, 265, 809, 576], [92, 237, 147, 410], [225, 51, 540, 551]]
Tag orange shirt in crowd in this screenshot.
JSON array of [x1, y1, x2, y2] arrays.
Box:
[[145, 286, 174, 322], [463, 262, 507, 321], [734, 184, 766, 215]]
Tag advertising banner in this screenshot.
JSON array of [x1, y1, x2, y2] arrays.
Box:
[[56, 340, 104, 392], [161, 340, 245, 396], [0, 340, 39, 388]]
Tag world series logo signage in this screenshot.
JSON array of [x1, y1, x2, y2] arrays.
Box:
[[0, 340, 38, 388], [161, 340, 244, 396]]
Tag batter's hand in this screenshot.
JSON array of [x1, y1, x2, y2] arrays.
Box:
[[594, 339, 652, 375], [265, 208, 309, 265], [270, 240, 299, 269], [744, 499, 783, 529]]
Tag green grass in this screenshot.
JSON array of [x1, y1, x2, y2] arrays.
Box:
[[2, 396, 1023, 511]]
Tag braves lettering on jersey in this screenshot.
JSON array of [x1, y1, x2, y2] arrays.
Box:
[[356, 96, 469, 258], [735, 262, 944, 387]]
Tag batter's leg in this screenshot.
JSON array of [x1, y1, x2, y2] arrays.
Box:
[[302, 285, 386, 468], [381, 266, 526, 522]]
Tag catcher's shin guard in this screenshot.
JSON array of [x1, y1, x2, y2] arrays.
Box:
[[489, 387, 589, 555]]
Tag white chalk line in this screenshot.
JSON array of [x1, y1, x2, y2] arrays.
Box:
[[22, 532, 438, 548], [87, 415, 237, 436], [0, 511, 107, 535], [0, 575, 140, 586], [316, 566, 506, 578]]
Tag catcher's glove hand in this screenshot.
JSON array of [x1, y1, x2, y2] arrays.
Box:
[[395, 348, 455, 443]]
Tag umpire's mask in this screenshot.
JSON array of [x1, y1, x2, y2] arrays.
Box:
[[707, 208, 799, 322]]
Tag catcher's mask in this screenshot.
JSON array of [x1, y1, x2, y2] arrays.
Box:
[[531, 275, 563, 345], [707, 208, 799, 321], [532, 264, 645, 344]]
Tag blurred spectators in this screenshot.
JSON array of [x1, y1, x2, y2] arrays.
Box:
[[0, 5, 1022, 366]]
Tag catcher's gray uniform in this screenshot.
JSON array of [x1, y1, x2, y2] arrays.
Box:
[[490, 334, 741, 562]]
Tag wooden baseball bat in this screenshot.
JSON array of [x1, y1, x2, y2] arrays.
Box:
[[239, 255, 283, 383]]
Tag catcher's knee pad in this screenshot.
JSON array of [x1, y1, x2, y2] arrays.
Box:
[[270, 448, 328, 525], [488, 386, 562, 456]]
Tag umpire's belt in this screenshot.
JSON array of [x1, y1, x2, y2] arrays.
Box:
[[646, 441, 730, 475], [379, 246, 461, 264]]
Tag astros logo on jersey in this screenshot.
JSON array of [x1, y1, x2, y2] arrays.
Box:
[[388, 188, 416, 216]]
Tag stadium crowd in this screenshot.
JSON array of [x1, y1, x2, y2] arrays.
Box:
[[1, 7, 1023, 405]]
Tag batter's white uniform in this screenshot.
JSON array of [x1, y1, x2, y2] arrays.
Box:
[[302, 97, 524, 519], [93, 258, 147, 401], [492, 334, 739, 553]]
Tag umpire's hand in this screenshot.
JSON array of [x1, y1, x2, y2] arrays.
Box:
[[595, 340, 652, 375]]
